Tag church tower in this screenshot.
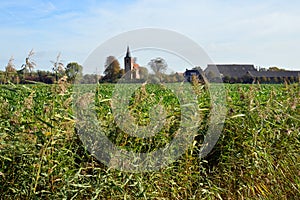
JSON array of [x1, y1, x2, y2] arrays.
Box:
[[124, 46, 132, 74]]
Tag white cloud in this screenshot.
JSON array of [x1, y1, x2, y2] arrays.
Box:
[[1, 0, 300, 71]]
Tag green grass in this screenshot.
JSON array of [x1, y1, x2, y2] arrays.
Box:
[[0, 82, 299, 199]]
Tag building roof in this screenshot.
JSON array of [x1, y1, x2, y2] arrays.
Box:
[[133, 63, 139, 69], [247, 70, 300, 78], [205, 64, 256, 78]]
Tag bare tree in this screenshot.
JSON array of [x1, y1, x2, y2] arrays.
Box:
[[148, 57, 167, 74], [148, 57, 168, 81]]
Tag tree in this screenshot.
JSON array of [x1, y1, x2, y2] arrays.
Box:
[[268, 66, 285, 71], [223, 75, 231, 83], [242, 74, 252, 84], [148, 57, 167, 74], [175, 72, 184, 82], [148, 57, 167, 81], [261, 76, 267, 83], [37, 70, 55, 84], [233, 76, 239, 83], [80, 74, 99, 84], [138, 66, 148, 80], [279, 76, 285, 83], [0, 71, 5, 84], [65, 62, 83, 83], [101, 56, 121, 83], [51, 53, 65, 82], [290, 76, 296, 83]]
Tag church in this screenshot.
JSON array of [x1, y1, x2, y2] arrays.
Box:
[[124, 46, 140, 79]]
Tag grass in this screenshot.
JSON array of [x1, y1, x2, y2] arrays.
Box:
[[0, 82, 299, 199]]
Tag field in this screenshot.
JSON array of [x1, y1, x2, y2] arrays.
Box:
[[0, 82, 299, 199]]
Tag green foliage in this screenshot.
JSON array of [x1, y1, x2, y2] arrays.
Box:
[[80, 74, 99, 84], [65, 62, 83, 83], [0, 83, 299, 199], [268, 66, 286, 71], [101, 56, 122, 83]]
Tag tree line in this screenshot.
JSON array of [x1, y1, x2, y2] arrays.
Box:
[[4, 51, 295, 85], [0, 50, 99, 84]]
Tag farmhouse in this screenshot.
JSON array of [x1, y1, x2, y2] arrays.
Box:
[[183, 68, 204, 82]]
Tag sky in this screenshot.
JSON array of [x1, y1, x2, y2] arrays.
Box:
[[1, 0, 300, 74]]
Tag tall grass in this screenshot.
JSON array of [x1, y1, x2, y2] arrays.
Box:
[[0, 82, 299, 199]]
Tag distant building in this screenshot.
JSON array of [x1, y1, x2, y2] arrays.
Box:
[[124, 46, 140, 79], [205, 64, 256, 79], [204, 64, 300, 83], [183, 68, 204, 82], [124, 46, 132, 74], [247, 70, 300, 83]]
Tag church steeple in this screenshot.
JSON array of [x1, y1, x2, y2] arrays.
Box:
[[124, 46, 132, 75], [126, 45, 131, 57]]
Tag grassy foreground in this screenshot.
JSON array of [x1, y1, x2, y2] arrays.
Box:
[[0, 82, 299, 199]]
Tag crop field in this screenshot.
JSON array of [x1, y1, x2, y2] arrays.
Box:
[[0, 82, 299, 199]]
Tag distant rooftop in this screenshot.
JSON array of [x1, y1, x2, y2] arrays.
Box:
[[205, 64, 256, 78], [248, 70, 300, 78]]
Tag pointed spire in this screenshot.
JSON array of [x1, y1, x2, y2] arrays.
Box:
[[126, 45, 131, 57]]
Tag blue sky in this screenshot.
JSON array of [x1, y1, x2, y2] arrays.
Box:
[[1, 0, 300, 73]]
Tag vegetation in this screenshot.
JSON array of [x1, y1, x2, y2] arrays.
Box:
[[0, 51, 96, 84], [65, 62, 83, 83], [0, 82, 299, 199], [220, 74, 299, 84], [100, 56, 124, 83], [2, 52, 298, 85], [268, 66, 286, 71]]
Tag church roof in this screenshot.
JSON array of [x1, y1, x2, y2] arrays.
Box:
[[133, 63, 139, 69]]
